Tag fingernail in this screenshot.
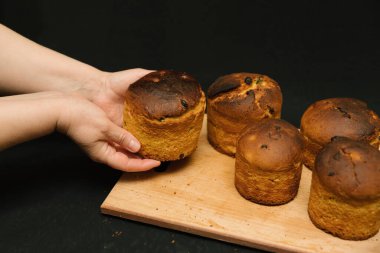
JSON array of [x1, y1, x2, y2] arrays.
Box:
[[129, 139, 140, 152]]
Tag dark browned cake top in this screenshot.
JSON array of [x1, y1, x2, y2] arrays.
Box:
[[207, 72, 279, 98], [207, 73, 282, 122], [237, 119, 304, 171], [315, 137, 380, 200], [127, 70, 203, 119], [207, 73, 244, 98], [301, 98, 380, 145]]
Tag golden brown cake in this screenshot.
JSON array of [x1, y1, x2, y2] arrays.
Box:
[[308, 137, 380, 240], [235, 119, 304, 205], [300, 98, 380, 169], [123, 70, 206, 161], [207, 73, 282, 156]]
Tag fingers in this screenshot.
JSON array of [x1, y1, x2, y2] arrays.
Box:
[[102, 122, 161, 172], [124, 68, 155, 81], [115, 68, 153, 83], [106, 123, 141, 153], [105, 151, 161, 172], [109, 68, 155, 94]]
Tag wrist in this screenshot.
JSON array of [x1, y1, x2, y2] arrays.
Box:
[[73, 69, 110, 102], [54, 92, 78, 134], [0, 91, 67, 150]]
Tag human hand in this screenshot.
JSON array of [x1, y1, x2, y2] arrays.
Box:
[[57, 94, 160, 172], [81, 68, 153, 126]]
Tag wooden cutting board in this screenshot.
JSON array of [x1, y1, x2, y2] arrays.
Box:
[[101, 116, 380, 253]]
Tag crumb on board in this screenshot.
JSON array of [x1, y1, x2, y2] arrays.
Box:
[[171, 239, 175, 244], [111, 231, 123, 238]]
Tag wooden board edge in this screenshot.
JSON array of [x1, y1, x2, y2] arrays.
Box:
[[100, 202, 311, 253]]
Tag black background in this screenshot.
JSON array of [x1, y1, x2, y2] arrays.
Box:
[[0, 1, 379, 252]]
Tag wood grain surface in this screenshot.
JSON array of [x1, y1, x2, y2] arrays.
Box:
[[101, 116, 380, 253]]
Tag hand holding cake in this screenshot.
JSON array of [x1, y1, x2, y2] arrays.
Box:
[[0, 24, 161, 171]]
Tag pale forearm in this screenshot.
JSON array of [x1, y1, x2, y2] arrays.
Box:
[[0, 92, 63, 150], [0, 24, 104, 98], [0, 87, 160, 171]]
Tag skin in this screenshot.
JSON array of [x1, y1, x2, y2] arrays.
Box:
[[0, 24, 160, 172]]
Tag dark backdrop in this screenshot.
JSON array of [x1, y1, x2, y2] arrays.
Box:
[[0, 1, 379, 253]]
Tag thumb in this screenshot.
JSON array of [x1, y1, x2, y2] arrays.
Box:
[[110, 68, 155, 93], [106, 123, 141, 153]]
